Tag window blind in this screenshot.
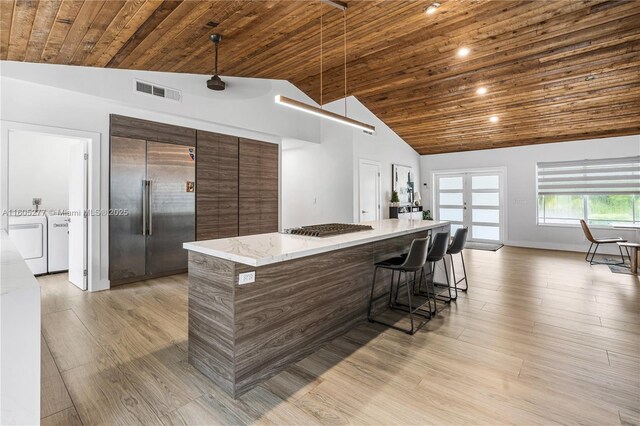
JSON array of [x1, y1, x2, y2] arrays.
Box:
[[537, 156, 640, 195]]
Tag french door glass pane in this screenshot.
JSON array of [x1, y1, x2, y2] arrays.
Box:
[[472, 192, 499, 206], [439, 192, 463, 205], [472, 209, 500, 223], [472, 175, 499, 189], [440, 208, 463, 222], [439, 176, 463, 190], [473, 225, 500, 240]]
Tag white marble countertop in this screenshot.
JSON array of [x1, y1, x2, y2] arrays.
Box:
[[0, 230, 40, 296], [183, 219, 450, 267]]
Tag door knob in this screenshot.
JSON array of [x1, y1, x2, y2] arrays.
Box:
[[362, 210, 368, 213]]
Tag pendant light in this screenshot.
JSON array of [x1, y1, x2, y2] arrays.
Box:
[[275, 1, 375, 133]]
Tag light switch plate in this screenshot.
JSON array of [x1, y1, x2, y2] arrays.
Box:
[[238, 271, 256, 285]]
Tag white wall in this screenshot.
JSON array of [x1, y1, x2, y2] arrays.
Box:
[[8, 131, 77, 211], [337, 97, 421, 220], [420, 135, 640, 253], [282, 96, 422, 228]]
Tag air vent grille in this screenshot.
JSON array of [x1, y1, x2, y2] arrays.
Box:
[[134, 79, 181, 102]]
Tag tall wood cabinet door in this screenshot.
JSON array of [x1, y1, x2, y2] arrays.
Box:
[[239, 138, 262, 236], [259, 142, 279, 234], [196, 131, 239, 240], [217, 135, 239, 238], [196, 132, 219, 240]]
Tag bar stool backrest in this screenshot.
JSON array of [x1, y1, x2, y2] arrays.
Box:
[[427, 232, 450, 262], [401, 236, 431, 272], [447, 227, 468, 255]]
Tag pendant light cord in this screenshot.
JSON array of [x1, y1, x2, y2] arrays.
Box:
[[320, 1, 323, 108], [343, 9, 347, 117]]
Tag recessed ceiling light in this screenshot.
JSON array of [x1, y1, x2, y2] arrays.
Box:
[[476, 86, 487, 95], [425, 2, 441, 14], [457, 47, 470, 57], [489, 115, 499, 123]]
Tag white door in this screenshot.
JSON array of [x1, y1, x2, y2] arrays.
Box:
[[435, 171, 503, 243], [68, 142, 87, 290], [359, 160, 381, 222]]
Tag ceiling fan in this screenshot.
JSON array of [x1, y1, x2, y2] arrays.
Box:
[[207, 34, 225, 91]]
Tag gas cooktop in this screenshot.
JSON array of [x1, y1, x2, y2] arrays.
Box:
[[284, 223, 374, 237]]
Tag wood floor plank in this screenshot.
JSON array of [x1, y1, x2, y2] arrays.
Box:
[[41, 309, 111, 372], [41, 371, 73, 419], [36, 246, 639, 424], [62, 360, 161, 425], [41, 335, 58, 379], [40, 407, 83, 426]]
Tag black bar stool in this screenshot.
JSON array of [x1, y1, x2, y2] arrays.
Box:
[[420, 231, 455, 303], [367, 236, 433, 335], [447, 227, 469, 292]]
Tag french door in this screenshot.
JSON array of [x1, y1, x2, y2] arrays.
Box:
[[435, 171, 504, 243]]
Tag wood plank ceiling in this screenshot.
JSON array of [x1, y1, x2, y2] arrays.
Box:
[[1, 0, 639, 154]]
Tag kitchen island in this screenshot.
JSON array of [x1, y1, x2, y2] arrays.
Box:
[[183, 219, 450, 398]]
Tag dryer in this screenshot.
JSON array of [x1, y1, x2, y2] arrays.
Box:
[[7, 215, 48, 275], [47, 214, 70, 273]]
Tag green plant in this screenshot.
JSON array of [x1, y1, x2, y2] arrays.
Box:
[[390, 191, 400, 203], [423, 210, 432, 220]]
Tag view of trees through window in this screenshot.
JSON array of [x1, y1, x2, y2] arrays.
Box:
[[538, 194, 637, 225]]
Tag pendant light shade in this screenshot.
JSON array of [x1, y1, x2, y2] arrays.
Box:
[[275, 95, 375, 133]]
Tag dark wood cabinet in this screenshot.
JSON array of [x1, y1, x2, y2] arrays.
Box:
[[239, 138, 279, 236], [197, 133, 278, 240], [196, 131, 239, 240]]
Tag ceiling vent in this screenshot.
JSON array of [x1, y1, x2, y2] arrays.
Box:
[[134, 80, 181, 102]]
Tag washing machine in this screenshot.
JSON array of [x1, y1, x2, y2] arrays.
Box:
[[47, 214, 70, 273], [7, 215, 48, 275]]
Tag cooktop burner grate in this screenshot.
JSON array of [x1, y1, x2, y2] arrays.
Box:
[[285, 223, 374, 237]]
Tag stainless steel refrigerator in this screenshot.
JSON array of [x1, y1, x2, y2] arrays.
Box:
[[110, 137, 195, 285]]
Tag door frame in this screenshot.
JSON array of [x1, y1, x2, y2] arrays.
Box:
[[358, 159, 381, 222], [1, 120, 101, 291], [431, 167, 507, 243]]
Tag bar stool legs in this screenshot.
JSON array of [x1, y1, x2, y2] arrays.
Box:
[[368, 266, 434, 335], [422, 259, 456, 303], [450, 251, 469, 292]]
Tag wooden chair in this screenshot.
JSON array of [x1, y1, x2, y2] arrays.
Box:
[[580, 220, 628, 265]]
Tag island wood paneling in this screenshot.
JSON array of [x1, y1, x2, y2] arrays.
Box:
[[187, 225, 446, 397], [239, 138, 279, 236], [187, 252, 236, 396], [7, 1, 640, 154], [195, 131, 239, 241], [110, 114, 196, 147]]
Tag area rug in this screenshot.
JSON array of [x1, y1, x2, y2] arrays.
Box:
[[598, 257, 634, 275], [464, 242, 504, 252]]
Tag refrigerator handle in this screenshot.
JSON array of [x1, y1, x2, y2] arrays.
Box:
[[142, 180, 148, 236], [148, 180, 153, 236]]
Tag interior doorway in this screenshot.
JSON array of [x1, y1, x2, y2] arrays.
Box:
[[3, 128, 89, 290], [434, 169, 505, 243], [358, 159, 381, 222]]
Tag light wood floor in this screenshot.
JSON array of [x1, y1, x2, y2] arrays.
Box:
[[39, 246, 639, 425]]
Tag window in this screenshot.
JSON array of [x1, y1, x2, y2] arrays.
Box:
[[537, 156, 640, 225]]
